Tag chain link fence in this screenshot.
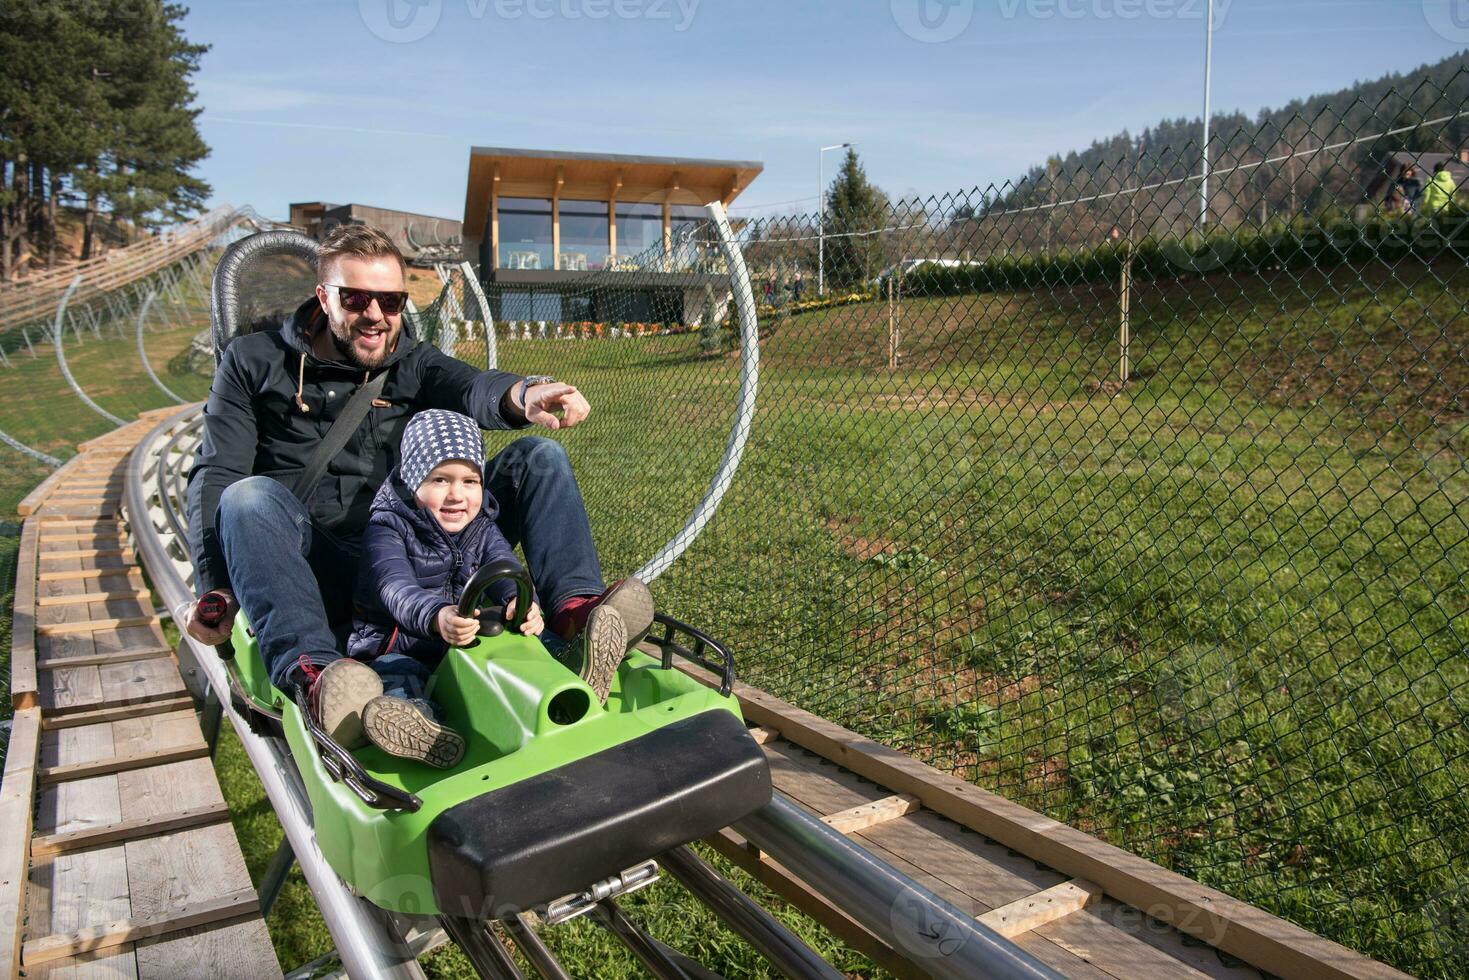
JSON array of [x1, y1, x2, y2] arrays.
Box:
[[443, 75, 1469, 976]]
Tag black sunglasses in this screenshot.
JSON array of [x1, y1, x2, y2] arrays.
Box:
[[324, 284, 409, 315]]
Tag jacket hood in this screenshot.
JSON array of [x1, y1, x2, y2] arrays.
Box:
[[1430, 170, 1457, 190], [281, 295, 420, 368]]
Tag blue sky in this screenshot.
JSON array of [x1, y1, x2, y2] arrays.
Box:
[[184, 0, 1467, 223]]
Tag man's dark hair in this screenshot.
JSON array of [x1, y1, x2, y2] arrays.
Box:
[[317, 224, 405, 279], [1435, 160, 1450, 174]]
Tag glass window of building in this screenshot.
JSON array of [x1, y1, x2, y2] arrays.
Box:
[[499, 198, 553, 270], [615, 202, 664, 260], [558, 199, 610, 271]]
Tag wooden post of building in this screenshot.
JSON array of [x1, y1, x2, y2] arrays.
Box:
[[489, 164, 500, 271], [609, 170, 622, 264], [552, 166, 564, 271], [662, 200, 671, 256]]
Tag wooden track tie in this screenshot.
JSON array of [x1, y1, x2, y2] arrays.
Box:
[[37, 646, 174, 670], [42, 695, 194, 730], [31, 802, 232, 857], [22, 888, 260, 965], [35, 589, 149, 608], [37, 741, 209, 783], [820, 795, 921, 835], [976, 879, 1103, 939], [38, 615, 154, 635]]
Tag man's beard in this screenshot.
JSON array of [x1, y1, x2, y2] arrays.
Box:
[[327, 318, 393, 370]]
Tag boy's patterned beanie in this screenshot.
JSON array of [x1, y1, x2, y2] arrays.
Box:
[[399, 410, 484, 491]]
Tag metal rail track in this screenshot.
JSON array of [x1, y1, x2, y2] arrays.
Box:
[[123, 404, 1063, 980]]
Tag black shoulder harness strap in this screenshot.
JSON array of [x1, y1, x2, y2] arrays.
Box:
[[292, 369, 389, 503]]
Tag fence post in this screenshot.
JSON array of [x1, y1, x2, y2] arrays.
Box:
[[23, 328, 34, 357], [1119, 245, 1132, 383], [887, 275, 900, 372]]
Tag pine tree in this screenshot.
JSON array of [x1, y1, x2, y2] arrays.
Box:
[[823, 148, 889, 290], [0, 0, 209, 274]]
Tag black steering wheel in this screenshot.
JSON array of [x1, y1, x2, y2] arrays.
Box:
[[457, 559, 535, 637]]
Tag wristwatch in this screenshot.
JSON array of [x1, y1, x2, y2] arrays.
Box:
[[516, 375, 556, 412]]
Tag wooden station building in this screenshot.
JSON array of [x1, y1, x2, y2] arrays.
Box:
[[461, 146, 763, 324]]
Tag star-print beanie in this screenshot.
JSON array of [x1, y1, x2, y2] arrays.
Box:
[[398, 409, 485, 492]]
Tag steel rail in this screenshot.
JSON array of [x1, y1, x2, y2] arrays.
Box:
[[136, 290, 188, 404], [53, 274, 128, 427], [734, 795, 1065, 980], [125, 408, 428, 980], [660, 845, 842, 980]]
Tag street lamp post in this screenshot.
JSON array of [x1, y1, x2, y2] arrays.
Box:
[[1200, 0, 1214, 227], [819, 142, 853, 296]]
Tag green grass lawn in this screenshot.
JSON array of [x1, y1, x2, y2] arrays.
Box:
[[2, 259, 1467, 976]]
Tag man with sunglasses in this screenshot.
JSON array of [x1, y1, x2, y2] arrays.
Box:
[[183, 224, 647, 724]]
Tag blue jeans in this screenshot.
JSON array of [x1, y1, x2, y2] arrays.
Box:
[[217, 436, 604, 689]]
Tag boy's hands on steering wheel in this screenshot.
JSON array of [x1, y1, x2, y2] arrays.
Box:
[[505, 597, 543, 637], [436, 605, 481, 647], [183, 589, 238, 646]]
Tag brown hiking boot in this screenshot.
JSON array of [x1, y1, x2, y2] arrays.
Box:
[[304, 657, 383, 750], [599, 577, 654, 649], [361, 697, 466, 769], [575, 603, 627, 704]]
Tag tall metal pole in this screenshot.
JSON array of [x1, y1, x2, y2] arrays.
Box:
[[818, 143, 852, 297], [1200, 0, 1214, 227]]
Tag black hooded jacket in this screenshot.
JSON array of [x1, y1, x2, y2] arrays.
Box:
[[185, 296, 528, 595]]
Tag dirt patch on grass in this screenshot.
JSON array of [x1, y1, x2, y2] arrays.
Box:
[[824, 514, 900, 560]]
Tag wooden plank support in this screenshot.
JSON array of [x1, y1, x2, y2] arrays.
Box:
[[36, 532, 127, 545], [36, 589, 150, 608], [17, 467, 80, 516], [31, 801, 232, 857], [36, 518, 121, 529], [38, 646, 174, 670], [39, 567, 142, 582], [820, 794, 920, 835], [38, 615, 154, 635], [677, 658, 1412, 980], [10, 520, 39, 709], [38, 547, 130, 560], [42, 695, 195, 730], [976, 879, 1103, 939], [22, 888, 260, 966], [38, 741, 209, 783], [0, 708, 41, 977], [747, 725, 780, 745]]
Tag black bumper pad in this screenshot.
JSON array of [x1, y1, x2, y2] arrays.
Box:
[[427, 709, 772, 917]]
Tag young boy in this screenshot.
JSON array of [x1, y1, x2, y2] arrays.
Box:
[[318, 409, 652, 768]]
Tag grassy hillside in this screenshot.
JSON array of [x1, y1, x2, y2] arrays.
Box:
[[1, 259, 1465, 974]]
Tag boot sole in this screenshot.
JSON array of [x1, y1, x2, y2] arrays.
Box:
[[581, 605, 627, 704], [317, 659, 384, 749], [362, 697, 466, 769], [602, 578, 654, 647]]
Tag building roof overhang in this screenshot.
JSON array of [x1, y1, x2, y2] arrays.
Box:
[[463, 146, 763, 235]]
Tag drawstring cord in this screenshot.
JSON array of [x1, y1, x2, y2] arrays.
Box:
[[295, 352, 309, 413]]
